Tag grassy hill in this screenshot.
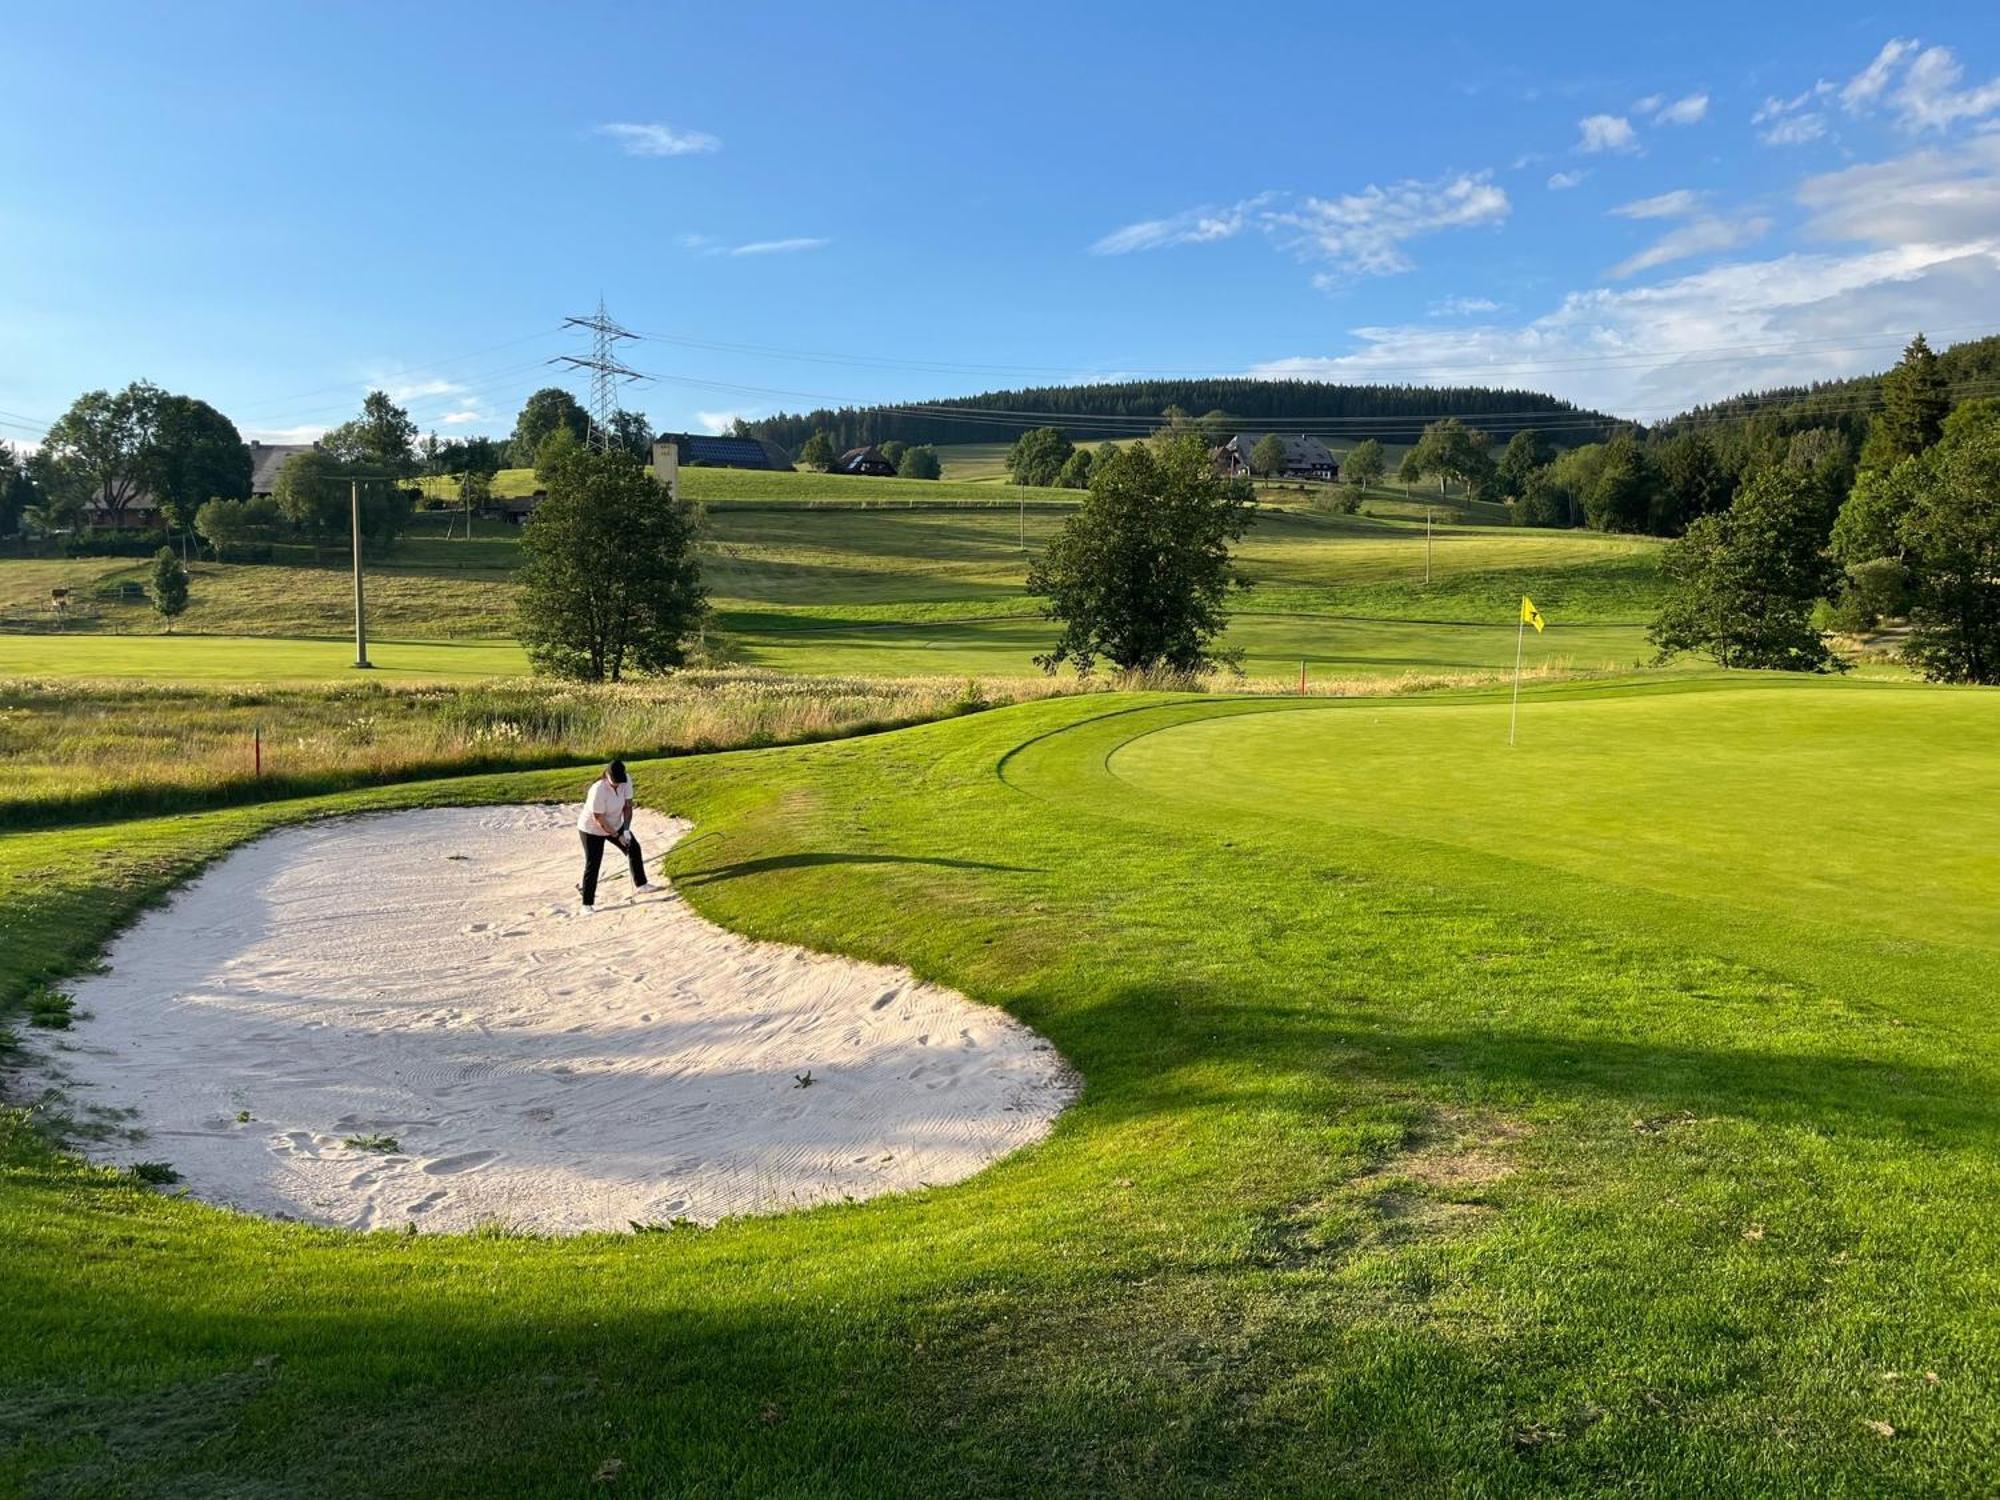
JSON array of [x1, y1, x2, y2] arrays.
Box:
[[420, 464, 1079, 507], [1, 504, 1666, 683], [5, 676, 1999, 1492]]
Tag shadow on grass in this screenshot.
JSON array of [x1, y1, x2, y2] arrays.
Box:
[[676, 851, 1043, 885]]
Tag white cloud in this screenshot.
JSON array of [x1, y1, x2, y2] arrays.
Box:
[[1892, 45, 2000, 133], [244, 424, 326, 445], [596, 122, 721, 158], [1430, 296, 1502, 316], [1269, 174, 1510, 277], [1577, 114, 1638, 153], [1761, 113, 1829, 147], [1841, 38, 1920, 112], [1632, 94, 1665, 117], [1797, 134, 2000, 243], [1608, 215, 1772, 279], [1092, 176, 1507, 280], [1547, 169, 1588, 190], [438, 409, 483, 426], [696, 410, 750, 434], [1090, 197, 1268, 254], [729, 237, 830, 256], [383, 377, 461, 401], [1611, 189, 1702, 219], [1655, 92, 1710, 126], [1247, 238, 2000, 422]]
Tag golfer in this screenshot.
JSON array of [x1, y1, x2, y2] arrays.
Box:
[[576, 760, 657, 913]]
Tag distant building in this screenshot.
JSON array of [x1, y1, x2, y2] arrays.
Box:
[[477, 491, 545, 526], [656, 433, 794, 472], [248, 440, 316, 496], [834, 444, 898, 477], [81, 489, 163, 532], [1215, 433, 1338, 482]]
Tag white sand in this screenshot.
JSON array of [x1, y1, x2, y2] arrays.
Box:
[[24, 805, 1073, 1233]]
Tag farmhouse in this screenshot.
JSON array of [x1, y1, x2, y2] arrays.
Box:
[[657, 433, 794, 471], [81, 489, 163, 531], [835, 444, 898, 477], [248, 440, 316, 497], [1215, 433, 1339, 482]]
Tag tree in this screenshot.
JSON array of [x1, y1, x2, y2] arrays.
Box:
[[1514, 468, 1571, 528], [1025, 433, 1255, 675], [1343, 438, 1386, 489], [798, 430, 836, 471], [1652, 429, 1730, 535], [1198, 410, 1235, 446], [607, 409, 653, 461], [1648, 464, 1845, 672], [148, 395, 251, 532], [148, 546, 189, 628], [1896, 407, 2000, 683], [879, 440, 909, 468], [1055, 448, 1093, 489], [509, 388, 591, 467], [1580, 433, 1657, 533], [1494, 429, 1551, 499], [897, 445, 942, 480], [1250, 434, 1289, 478], [533, 425, 586, 481], [1405, 418, 1494, 496], [321, 391, 417, 475], [194, 496, 283, 560], [1873, 333, 1949, 466], [1006, 427, 1074, 488], [41, 382, 167, 519], [515, 447, 707, 681], [272, 448, 350, 550], [0, 442, 37, 535]]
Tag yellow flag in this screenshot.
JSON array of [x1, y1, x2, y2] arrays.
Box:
[[1521, 596, 1546, 633]]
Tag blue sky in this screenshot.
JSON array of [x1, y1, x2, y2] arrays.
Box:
[[4, 1, 2000, 447]]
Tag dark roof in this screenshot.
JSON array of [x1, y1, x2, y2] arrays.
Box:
[[248, 441, 316, 495], [1226, 433, 1338, 469], [663, 434, 794, 471]]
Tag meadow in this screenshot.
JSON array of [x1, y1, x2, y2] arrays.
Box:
[[0, 503, 1666, 682], [3, 675, 1997, 1494]]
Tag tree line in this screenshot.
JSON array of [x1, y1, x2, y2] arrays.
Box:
[[743, 378, 1618, 454]]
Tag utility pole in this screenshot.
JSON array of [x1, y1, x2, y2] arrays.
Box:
[[1425, 507, 1433, 586], [351, 478, 372, 669], [553, 299, 644, 450]]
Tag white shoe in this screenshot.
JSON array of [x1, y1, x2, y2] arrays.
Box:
[[579, 905, 597, 917], [634, 883, 661, 895]]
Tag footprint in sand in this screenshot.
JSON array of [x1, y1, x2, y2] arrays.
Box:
[[409, 1189, 450, 1214], [423, 1150, 499, 1176]]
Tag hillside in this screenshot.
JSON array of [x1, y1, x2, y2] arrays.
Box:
[[743, 377, 1620, 452]]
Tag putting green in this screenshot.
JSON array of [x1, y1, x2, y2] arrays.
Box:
[[1100, 680, 2000, 953]]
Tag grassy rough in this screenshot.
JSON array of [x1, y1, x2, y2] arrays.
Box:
[[2, 675, 1997, 1494]]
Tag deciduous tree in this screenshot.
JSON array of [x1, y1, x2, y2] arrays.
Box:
[[510, 388, 591, 467], [321, 391, 418, 475], [1342, 438, 1386, 489], [897, 445, 942, 480], [41, 382, 167, 519], [798, 430, 836, 471], [1006, 427, 1074, 488], [1648, 464, 1844, 672], [515, 447, 707, 681], [1250, 434, 1289, 478], [149, 394, 251, 532], [1026, 433, 1255, 675]]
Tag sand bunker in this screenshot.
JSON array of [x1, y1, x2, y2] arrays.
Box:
[[25, 805, 1073, 1233]]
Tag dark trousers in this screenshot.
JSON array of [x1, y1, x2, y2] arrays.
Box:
[[579, 830, 645, 906]]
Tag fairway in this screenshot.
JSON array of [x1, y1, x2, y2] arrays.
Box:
[[0, 633, 527, 681]]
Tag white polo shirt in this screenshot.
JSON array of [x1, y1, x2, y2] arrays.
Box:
[[576, 778, 632, 835]]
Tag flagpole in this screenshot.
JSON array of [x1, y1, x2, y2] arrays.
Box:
[[1509, 612, 1525, 746]]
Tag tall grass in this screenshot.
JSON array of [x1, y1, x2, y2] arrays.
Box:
[[0, 662, 1588, 830]]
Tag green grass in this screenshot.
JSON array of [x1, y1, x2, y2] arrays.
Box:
[[0, 633, 528, 681], [2, 506, 1669, 684], [3, 676, 1998, 1493], [419, 464, 1079, 506]]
